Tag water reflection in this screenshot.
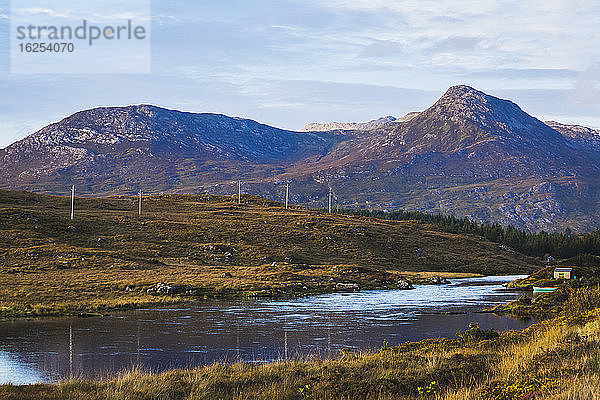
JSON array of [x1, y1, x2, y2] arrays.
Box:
[[0, 275, 532, 384], [0, 352, 45, 385]]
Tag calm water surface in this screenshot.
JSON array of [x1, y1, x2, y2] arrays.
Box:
[[0, 275, 533, 384]]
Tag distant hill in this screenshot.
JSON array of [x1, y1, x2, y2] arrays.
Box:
[[0, 105, 341, 194], [301, 116, 397, 132], [2, 86, 600, 232]]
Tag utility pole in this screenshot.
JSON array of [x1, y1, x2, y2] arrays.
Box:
[[328, 189, 332, 213], [138, 190, 142, 216], [238, 181, 242, 204], [70, 185, 75, 220], [69, 324, 73, 378], [285, 183, 289, 209]]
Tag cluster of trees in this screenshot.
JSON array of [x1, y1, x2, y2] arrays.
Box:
[[339, 208, 600, 259]]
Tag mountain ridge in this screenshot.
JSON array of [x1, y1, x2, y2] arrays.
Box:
[[2, 85, 599, 232], [301, 116, 398, 132]]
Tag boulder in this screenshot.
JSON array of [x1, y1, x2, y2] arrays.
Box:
[[155, 282, 177, 295], [335, 283, 360, 292], [429, 276, 451, 285], [397, 280, 414, 290]]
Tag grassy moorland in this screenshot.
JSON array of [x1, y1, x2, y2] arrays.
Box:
[[2, 189, 599, 399], [0, 189, 535, 318], [1, 284, 599, 400]]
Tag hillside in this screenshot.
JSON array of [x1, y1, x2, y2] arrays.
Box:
[[0, 189, 535, 317], [285, 86, 600, 232], [2, 86, 600, 232], [0, 105, 340, 194]]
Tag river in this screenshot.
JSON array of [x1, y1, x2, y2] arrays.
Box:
[[0, 275, 533, 384]]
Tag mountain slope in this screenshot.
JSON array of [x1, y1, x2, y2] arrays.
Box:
[[0, 105, 339, 194], [1, 86, 599, 232], [304, 86, 585, 170], [546, 121, 600, 154], [282, 86, 600, 231]]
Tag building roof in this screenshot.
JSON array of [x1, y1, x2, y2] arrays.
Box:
[[554, 267, 573, 272]]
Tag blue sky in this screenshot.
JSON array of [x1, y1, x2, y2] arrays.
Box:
[[1, 0, 600, 148]]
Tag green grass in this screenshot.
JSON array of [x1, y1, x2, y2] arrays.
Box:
[[0, 189, 536, 318], [492, 265, 600, 319]]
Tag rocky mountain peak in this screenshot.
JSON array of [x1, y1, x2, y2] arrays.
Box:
[[431, 85, 520, 122], [546, 121, 600, 154], [441, 84, 485, 98], [402, 84, 567, 152]]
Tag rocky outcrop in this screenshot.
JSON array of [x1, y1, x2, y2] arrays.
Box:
[[335, 283, 360, 292], [428, 277, 451, 285], [545, 121, 600, 154], [302, 116, 397, 132]]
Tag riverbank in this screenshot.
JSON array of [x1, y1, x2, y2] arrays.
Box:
[[491, 265, 600, 320], [0, 263, 484, 319], [2, 290, 598, 400], [0, 276, 529, 386]]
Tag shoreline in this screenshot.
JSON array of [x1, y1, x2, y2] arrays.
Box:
[[0, 271, 499, 320], [0, 276, 533, 388], [3, 266, 596, 400]]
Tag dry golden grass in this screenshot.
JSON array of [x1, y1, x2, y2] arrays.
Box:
[[496, 322, 572, 379], [0, 189, 534, 317], [549, 375, 600, 399]]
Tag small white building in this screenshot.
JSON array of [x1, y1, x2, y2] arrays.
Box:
[[554, 267, 573, 280]]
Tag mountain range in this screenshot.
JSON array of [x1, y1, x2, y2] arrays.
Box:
[[2, 85, 599, 232]]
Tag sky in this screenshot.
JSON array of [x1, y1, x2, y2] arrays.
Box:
[[0, 0, 600, 148]]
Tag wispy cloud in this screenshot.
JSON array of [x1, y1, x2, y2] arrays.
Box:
[[571, 63, 600, 105], [15, 7, 74, 19], [360, 40, 403, 58], [423, 35, 491, 54]]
